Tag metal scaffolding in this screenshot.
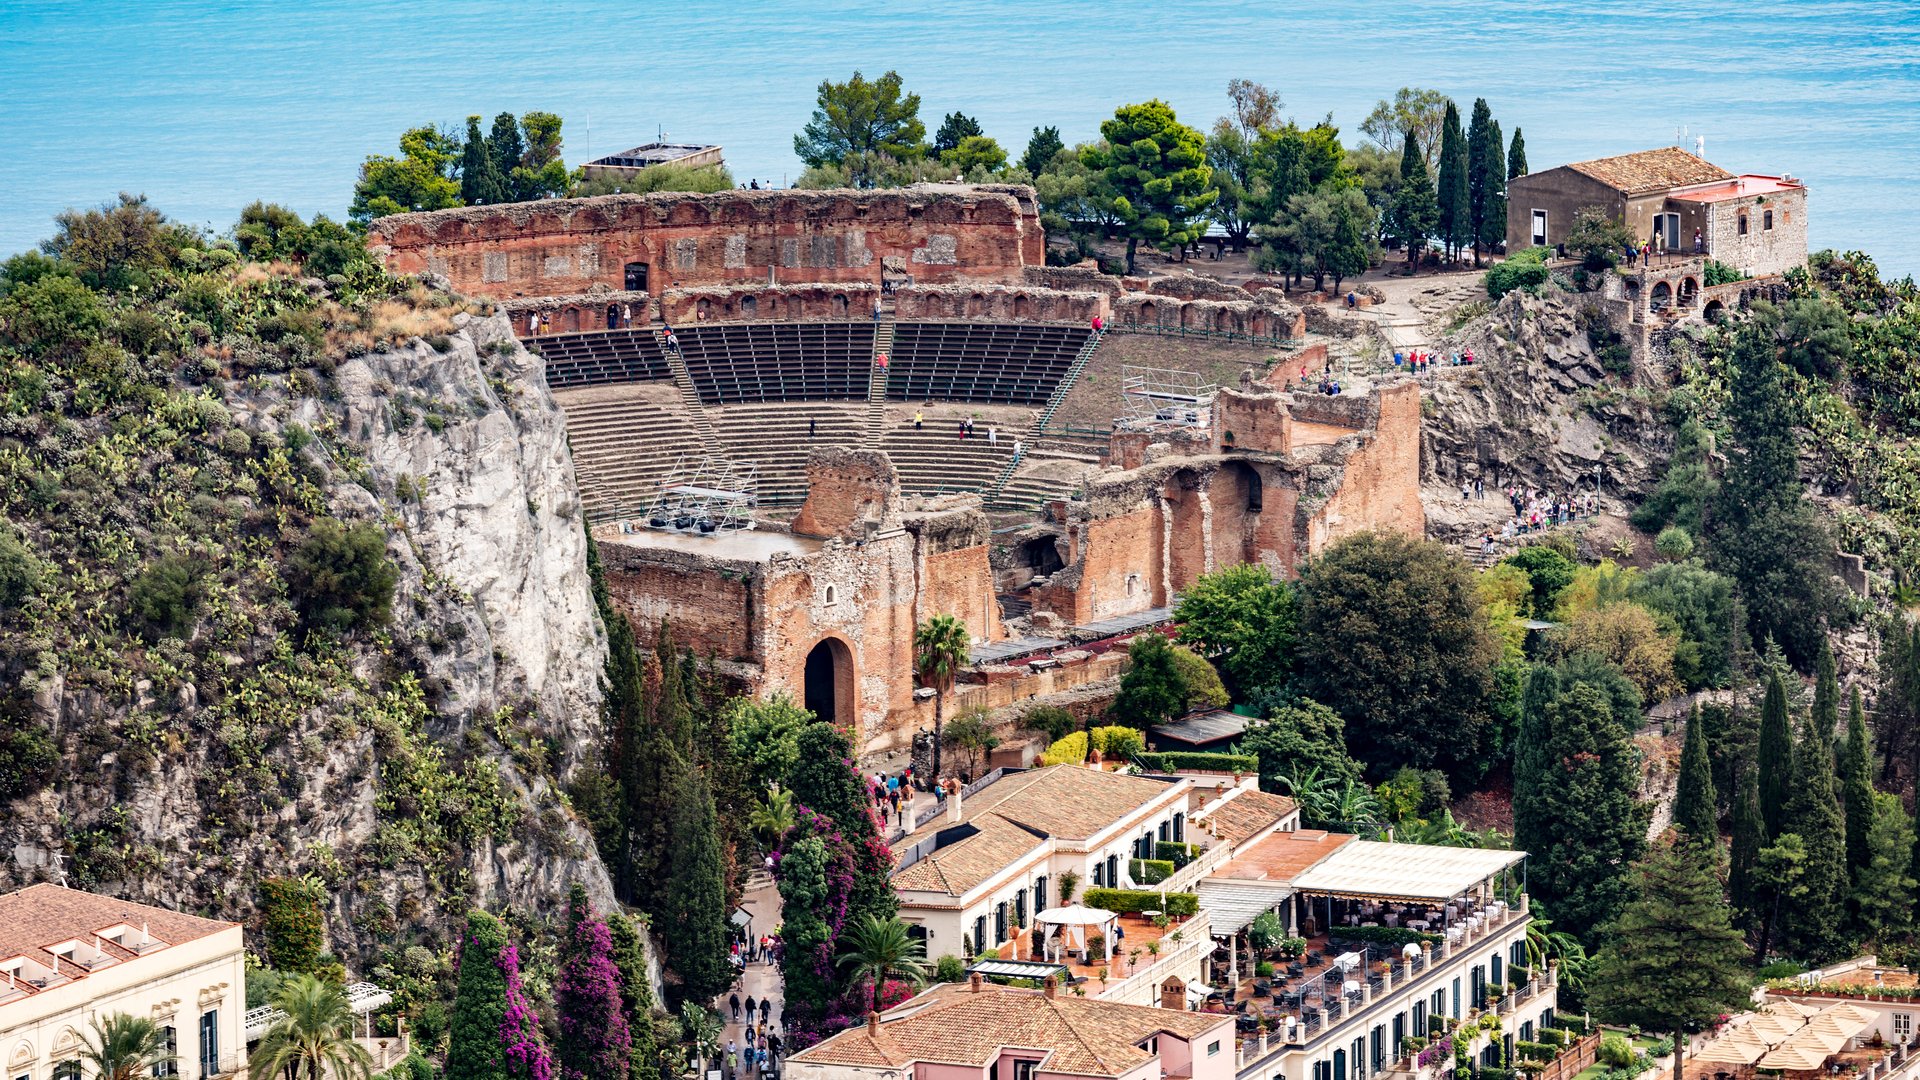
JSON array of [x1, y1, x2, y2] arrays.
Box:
[[1118, 365, 1216, 430], [643, 454, 758, 534]]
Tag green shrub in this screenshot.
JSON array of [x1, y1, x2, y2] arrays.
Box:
[[130, 553, 210, 639], [1516, 1041, 1558, 1062], [1756, 959, 1806, 980], [0, 697, 58, 800], [1599, 1033, 1634, 1068], [1080, 888, 1198, 917], [1480, 1069, 1515, 1080], [1156, 841, 1200, 867], [0, 529, 44, 611], [1134, 751, 1259, 774], [1487, 247, 1551, 299], [1022, 704, 1077, 742], [260, 876, 327, 974], [935, 954, 966, 983], [1129, 858, 1176, 885], [284, 518, 398, 632], [1255, 960, 1275, 978], [1653, 526, 1694, 561], [1703, 259, 1745, 287], [1332, 925, 1440, 947], [1039, 726, 1145, 765]]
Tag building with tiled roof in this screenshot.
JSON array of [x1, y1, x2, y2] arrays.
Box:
[[1506, 146, 1807, 278], [1, 883, 247, 1079], [785, 977, 1237, 1080]]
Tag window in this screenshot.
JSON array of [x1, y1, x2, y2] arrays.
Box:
[[1764, 210, 1774, 231], [1393, 1013, 1406, 1053], [1106, 855, 1119, 887], [1353, 1037, 1367, 1080], [1492, 954, 1503, 987], [153, 1025, 179, 1077], [1314, 1061, 1332, 1080], [1093, 861, 1105, 888], [995, 902, 1008, 944], [1158, 820, 1171, 843], [1208, 1040, 1222, 1057], [199, 1010, 218, 1077], [1173, 813, 1185, 842], [1531, 210, 1548, 247], [1452, 978, 1462, 1019], [1033, 876, 1048, 911], [53, 1065, 82, 1080], [1412, 1001, 1427, 1036], [823, 584, 836, 604], [1015, 1061, 1039, 1080], [1893, 1013, 1912, 1040], [973, 916, 987, 953], [1521, 1021, 1535, 1042], [1014, 888, 1026, 929], [1372, 1025, 1386, 1071], [1333, 1048, 1347, 1080], [624, 263, 649, 291], [1738, 213, 1749, 235], [1472, 965, 1486, 1010]]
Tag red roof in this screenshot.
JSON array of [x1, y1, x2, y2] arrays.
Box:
[[1667, 175, 1804, 202]]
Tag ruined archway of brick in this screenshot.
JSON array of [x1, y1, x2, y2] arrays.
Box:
[[1208, 461, 1264, 569], [803, 635, 856, 728]]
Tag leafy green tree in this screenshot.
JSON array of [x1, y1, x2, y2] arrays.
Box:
[[1566, 206, 1634, 271], [488, 112, 527, 197], [1205, 80, 1283, 251], [1852, 792, 1916, 941], [1082, 100, 1217, 274], [775, 834, 835, 1035], [837, 915, 931, 1011], [1518, 681, 1649, 942], [1587, 836, 1752, 1080], [1729, 766, 1765, 930], [1773, 296, 1852, 379], [1172, 563, 1298, 693], [1673, 707, 1717, 841], [260, 875, 328, 974], [1781, 707, 1850, 958], [284, 518, 398, 633], [1502, 545, 1576, 618], [1629, 561, 1743, 690], [1297, 532, 1500, 782], [787, 722, 896, 930], [914, 614, 970, 777], [130, 552, 209, 640], [932, 112, 984, 155], [574, 163, 734, 197], [725, 693, 813, 791], [447, 909, 552, 1080], [1021, 125, 1065, 175], [510, 111, 570, 199], [1465, 99, 1505, 265], [0, 270, 109, 358], [1757, 668, 1793, 839], [460, 116, 508, 205], [1169, 646, 1229, 711], [662, 771, 730, 1005], [1111, 632, 1189, 729], [604, 910, 660, 1078], [1359, 87, 1451, 165], [1241, 696, 1363, 790], [351, 125, 462, 222], [1842, 686, 1874, 888], [941, 135, 1008, 175], [942, 706, 1001, 776], [248, 973, 375, 1080], [1384, 133, 1437, 270], [1507, 128, 1528, 179], [78, 1013, 178, 1080], [44, 193, 200, 291], [1261, 184, 1375, 291], [793, 70, 928, 187], [1434, 101, 1468, 259]]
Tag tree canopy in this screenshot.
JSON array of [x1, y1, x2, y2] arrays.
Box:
[[1082, 100, 1216, 274], [794, 70, 928, 188], [1172, 563, 1298, 694]]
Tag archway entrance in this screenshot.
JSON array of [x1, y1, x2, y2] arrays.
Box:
[[802, 637, 854, 726]]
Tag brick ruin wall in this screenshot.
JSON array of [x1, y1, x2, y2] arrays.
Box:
[[1298, 381, 1425, 553], [660, 282, 881, 324], [368, 185, 1044, 300], [892, 283, 1106, 323], [789, 447, 902, 540]]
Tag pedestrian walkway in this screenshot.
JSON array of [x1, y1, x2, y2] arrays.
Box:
[[718, 877, 785, 1079]]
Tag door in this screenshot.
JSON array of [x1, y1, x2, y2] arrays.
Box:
[[1530, 210, 1548, 247], [624, 262, 649, 291]]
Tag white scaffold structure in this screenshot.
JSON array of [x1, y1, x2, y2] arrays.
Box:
[[1118, 365, 1216, 431], [642, 454, 758, 535]]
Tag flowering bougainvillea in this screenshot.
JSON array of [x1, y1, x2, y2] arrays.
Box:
[[555, 897, 633, 1080], [446, 909, 556, 1080]]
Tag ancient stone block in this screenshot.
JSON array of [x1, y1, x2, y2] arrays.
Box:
[[912, 235, 958, 265], [809, 234, 838, 268], [543, 254, 572, 278], [724, 234, 747, 269], [482, 252, 509, 283], [674, 238, 699, 270]]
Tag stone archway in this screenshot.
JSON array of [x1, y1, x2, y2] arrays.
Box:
[[802, 636, 855, 727], [740, 294, 757, 318], [1014, 294, 1032, 319], [1677, 277, 1700, 309], [1650, 281, 1673, 312], [1704, 299, 1727, 323]]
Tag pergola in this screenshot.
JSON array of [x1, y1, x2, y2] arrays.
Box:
[[1033, 905, 1119, 964]]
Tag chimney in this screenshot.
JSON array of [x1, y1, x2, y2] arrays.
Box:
[[1043, 975, 1058, 999], [868, 1011, 881, 1036], [1160, 978, 1186, 1011], [970, 972, 984, 993], [946, 779, 963, 824]]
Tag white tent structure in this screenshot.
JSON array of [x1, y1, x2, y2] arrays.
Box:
[[1033, 905, 1118, 963]]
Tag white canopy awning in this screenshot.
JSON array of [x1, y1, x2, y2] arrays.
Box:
[[1196, 880, 1290, 935], [1288, 841, 1525, 901], [1034, 905, 1117, 927]]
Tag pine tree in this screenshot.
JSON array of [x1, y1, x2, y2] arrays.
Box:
[[1387, 131, 1438, 270], [1729, 765, 1765, 930], [1757, 669, 1793, 839], [1852, 792, 1916, 942], [459, 116, 507, 206], [662, 771, 732, 1006], [1434, 100, 1468, 260], [556, 888, 632, 1080], [1673, 706, 1718, 842], [489, 112, 527, 200], [447, 910, 554, 1080], [1587, 836, 1752, 1080], [1507, 127, 1528, 180], [1842, 685, 1874, 887], [1464, 99, 1503, 265], [1781, 709, 1850, 959], [1522, 682, 1649, 942]]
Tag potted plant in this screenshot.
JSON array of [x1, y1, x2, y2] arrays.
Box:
[[1146, 940, 1161, 960], [1129, 947, 1142, 973]]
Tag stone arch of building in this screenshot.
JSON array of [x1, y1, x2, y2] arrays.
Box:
[[802, 634, 857, 728], [1677, 277, 1700, 309], [1704, 298, 1727, 323], [1650, 281, 1673, 311]]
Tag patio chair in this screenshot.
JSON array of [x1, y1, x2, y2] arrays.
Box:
[[1288, 963, 1304, 979]]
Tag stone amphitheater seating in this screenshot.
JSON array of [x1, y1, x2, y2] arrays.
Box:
[[887, 323, 1093, 405], [676, 322, 875, 403], [879, 409, 1022, 498], [555, 385, 704, 520], [531, 329, 671, 390], [709, 403, 869, 505], [994, 433, 1109, 509]]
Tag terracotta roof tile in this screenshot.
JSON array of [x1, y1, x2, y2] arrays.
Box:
[[0, 884, 236, 1007], [899, 766, 1181, 855], [1562, 147, 1733, 196], [790, 982, 1233, 1076], [892, 815, 1049, 896], [1199, 790, 1297, 849]]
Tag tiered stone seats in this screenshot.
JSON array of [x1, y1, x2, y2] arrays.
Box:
[[879, 408, 1022, 498], [887, 323, 1094, 405], [995, 437, 1106, 509], [554, 385, 705, 520], [676, 322, 876, 403], [709, 402, 869, 505], [532, 329, 671, 389]]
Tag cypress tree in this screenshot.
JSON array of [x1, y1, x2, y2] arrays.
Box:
[[1465, 98, 1500, 265], [1434, 100, 1468, 260], [1587, 836, 1752, 1080], [1525, 682, 1649, 942], [1729, 765, 1765, 929], [1842, 685, 1874, 885], [459, 115, 507, 206], [489, 112, 527, 200], [447, 910, 553, 1080], [1388, 132, 1438, 270], [1757, 669, 1793, 839], [776, 834, 835, 1047], [604, 911, 659, 1078], [1507, 127, 1528, 180], [662, 770, 732, 1005], [1781, 710, 1850, 958], [556, 888, 632, 1080], [1814, 641, 1838, 740], [1511, 664, 1560, 858], [1482, 119, 1507, 257], [1673, 706, 1718, 842]]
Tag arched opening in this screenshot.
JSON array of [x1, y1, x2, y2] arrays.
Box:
[[696, 298, 714, 320], [1677, 278, 1699, 309], [831, 293, 850, 317], [606, 304, 620, 330], [1137, 301, 1156, 327], [1013, 294, 1032, 319], [823, 583, 837, 604], [1704, 299, 1727, 323], [563, 307, 581, 332], [968, 293, 986, 316], [1650, 281, 1673, 312], [739, 294, 757, 318], [1017, 536, 1064, 579], [802, 637, 854, 727], [624, 262, 649, 291]]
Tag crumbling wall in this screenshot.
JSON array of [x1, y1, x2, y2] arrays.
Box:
[[790, 447, 902, 539], [1212, 389, 1295, 454], [892, 283, 1105, 323], [369, 185, 1042, 299], [905, 504, 1002, 644], [597, 542, 759, 662], [1023, 263, 1125, 298], [497, 288, 654, 333], [660, 282, 881, 324], [1304, 380, 1425, 552]]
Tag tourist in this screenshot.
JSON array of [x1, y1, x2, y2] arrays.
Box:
[[1693, 227, 1704, 254], [746, 994, 757, 1020], [1091, 314, 1104, 333], [809, 417, 816, 439], [874, 301, 883, 322], [876, 351, 888, 370], [746, 1024, 757, 1049], [1393, 351, 1403, 367], [730, 993, 742, 1021], [1013, 438, 1024, 456], [1640, 241, 1652, 267], [1461, 481, 1471, 501], [914, 409, 923, 430], [622, 303, 632, 328], [958, 419, 968, 441], [988, 425, 998, 446], [728, 1040, 738, 1073], [1473, 477, 1484, 500]]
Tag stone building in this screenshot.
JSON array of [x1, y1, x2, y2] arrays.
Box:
[[1506, 147, 1807, 276]]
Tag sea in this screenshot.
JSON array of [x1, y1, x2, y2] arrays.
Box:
[[5, 0, 1920, 276]]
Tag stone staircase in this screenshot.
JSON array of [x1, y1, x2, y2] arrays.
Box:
[[709, 401, 868, 505], [556, 387, 706, 521], [864, 314, 895, 448], [878, 408, 1021, 498], [984, 329, 1104, 507], [656, 326, 719, 450]]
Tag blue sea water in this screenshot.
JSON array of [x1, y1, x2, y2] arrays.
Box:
[[4, 0, 1920, 274]]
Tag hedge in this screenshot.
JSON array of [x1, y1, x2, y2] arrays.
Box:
[[1129, 858, 1176, 885], [1157, 841, 1201, 867], [1041, 726, 1145, 765], [1081, 887, 1198, 917], [1515, 1041, 1558, 1062], [1332, 925, 1441, 947], [1134, 751, 1258, 774]]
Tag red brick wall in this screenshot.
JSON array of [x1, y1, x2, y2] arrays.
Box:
[[1306, 381, 1424, 552], [598, 547, 757, 661], [1074, 506, 1163, 622], [922, 546, 1002, 644], [368, 187, 1042, 300], [1212, 390, 1294, 454], [790, 449, 901, 539]]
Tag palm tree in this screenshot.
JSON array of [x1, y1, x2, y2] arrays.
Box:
[[1524, 912, 1591, 992], [78, 1013, 175, 1080], [248, 973, 374, 1080], [914, 614, 971, 778], [679, 1002, 723, 1073], [836, 914, 932, 1012], [749, 786, 796, 850]]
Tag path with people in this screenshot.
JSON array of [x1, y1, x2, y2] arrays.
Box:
[[717, 873, 785, 1079]]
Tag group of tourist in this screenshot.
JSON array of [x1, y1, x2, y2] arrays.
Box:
[[955, 417, 999, 444], [1477, 486, 1600, 548], [1393, 347, 1475, 373], [723, 935, 786, 1078], [871, 768, 916, 831]]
